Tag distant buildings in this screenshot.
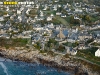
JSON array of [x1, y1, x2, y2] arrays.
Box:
[[0, 0, 100, 57]]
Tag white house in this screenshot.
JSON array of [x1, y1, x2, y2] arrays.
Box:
[[17, 10, 21, 14], [47, 16, 52, 21], [35, 4, 39, 9], [80, 24, 85, 28], [46, 23, 54, 29], [35, 15, 38, 19], [56, 12, 61, 15], [94, 37, 100, 43], [75, 3, 81, 7], [55, 0, 59, 2], [53, 5, 57, 11], [0, 2, 3, 5], [0, 16, 4, 21], [3, 14, 10, 17], [18, 16, 22, 22], [95, 49, 100, 57], [34, 27, 43, 31], [67, 39, 76, 43], [26, 8, 31, 15], [65, 46, 77, 55], [20, 7, 24, 11], [74, 16, 80, 20], [40, 10, 44, 17], [43, 5, 48, 10], [75, 8, 82, 13], [58, 4, 61, 7], [10, 16, 14, 20], [6, 6, 9, 11], [97, 24, 100, 28], [50, 14, 54, 18], [61, 14, 66, 18]]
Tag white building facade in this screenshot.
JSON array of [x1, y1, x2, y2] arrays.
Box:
[[95, 49, 100, 57]]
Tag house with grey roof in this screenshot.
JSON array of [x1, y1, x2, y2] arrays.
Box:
[[94, 36, 100, 43], [65, 46, 77, 55], [78, 32, 92, 41]]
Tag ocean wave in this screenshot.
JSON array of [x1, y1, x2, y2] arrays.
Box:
[[0, 62, 9, 75]]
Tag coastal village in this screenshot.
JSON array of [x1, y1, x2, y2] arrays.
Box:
[[0, 0, 100, 75]]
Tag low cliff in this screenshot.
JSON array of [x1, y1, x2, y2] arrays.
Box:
[[0, 47, 99, 75]]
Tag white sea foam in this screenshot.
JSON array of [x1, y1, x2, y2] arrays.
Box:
[[0, 57, 12, 62], [6, 59, 12, 62], [0, 57, 5, 61], [0, 62, 9, 75]]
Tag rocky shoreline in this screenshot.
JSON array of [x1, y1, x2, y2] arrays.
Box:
[[0, 47, 99, 75]]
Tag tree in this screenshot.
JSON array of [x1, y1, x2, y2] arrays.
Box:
[[56, 45, 65, 52], [35, 41, 41, 50], [96, 7, 100, 13], [46, 38, 58, 48], [74, 41, 79, 46], [70, 16, 74, 24], [70, 16, 80, 24], [85, 15, 91, 22]]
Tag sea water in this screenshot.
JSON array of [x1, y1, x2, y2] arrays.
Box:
[[0, 57, 71, 75]]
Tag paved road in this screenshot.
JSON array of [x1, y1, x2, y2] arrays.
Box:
[[88, 41, 100, 48], [21, 7, 28, 23]]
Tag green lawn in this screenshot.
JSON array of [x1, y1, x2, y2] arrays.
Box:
[[0, 38, 28, 48], [63, 42, 79, 47], [91, 42, 100, 46], [43, 11, 70, 26], [55, 16, 69, 25], [43, 10, 56, 15], [76, 47, 100, 65], [65, 16, 71, 23], [91, 15, 100, 22], [0, 10, 8, 16]]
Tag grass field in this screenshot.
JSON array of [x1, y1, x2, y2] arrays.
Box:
[[76, 47, 100, 65], [0, 38, 28, 49], [55, 16, 69, 25]]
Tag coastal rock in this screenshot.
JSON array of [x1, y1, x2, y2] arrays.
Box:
[[0, 48, 99, 75]]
